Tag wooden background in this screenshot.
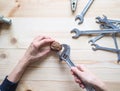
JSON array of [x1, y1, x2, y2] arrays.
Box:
[[0, 0, 120, 91]]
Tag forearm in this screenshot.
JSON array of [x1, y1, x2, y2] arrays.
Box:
[[92, 79, 107, 91], [7, 58, 29, 83]]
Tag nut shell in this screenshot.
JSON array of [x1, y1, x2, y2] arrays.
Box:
[[50, 41, 62, 51]]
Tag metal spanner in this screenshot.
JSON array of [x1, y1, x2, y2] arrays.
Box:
[[88, 34, 105, 44], [71, 0, 78, 12], [75, 0, 94, 24], [71, 28, 120, 38], [89, 16, 120, 44], [92, 44, 120, 53], [95, 18, 120, 63], [58, 44, 95, 91]]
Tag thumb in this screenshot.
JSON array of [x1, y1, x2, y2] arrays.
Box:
[[71, 67, 82, 78]]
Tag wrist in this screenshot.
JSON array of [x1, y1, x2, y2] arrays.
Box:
[[19, 56, 31, 67], [93, 79, 107, 91]]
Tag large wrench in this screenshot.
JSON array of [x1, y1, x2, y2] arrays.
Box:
[[58, 44, 95, 91], [75, 0, 94, 24], [71, 28, 120, 38]]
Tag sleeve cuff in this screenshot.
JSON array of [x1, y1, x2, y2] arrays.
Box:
[[0, 76, 18, 91]]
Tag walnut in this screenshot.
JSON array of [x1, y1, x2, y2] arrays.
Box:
[[50, 41, 62, 51]]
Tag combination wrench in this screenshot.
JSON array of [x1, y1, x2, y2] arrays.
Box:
[[89, 16, 120, 44], [71, 28, 120, 38], [95, 18, 120, 63], [75, 0, 94, 24], [92, 44, 120, 53], [88, 34, 105, 44], [58, 44, 95, 91]]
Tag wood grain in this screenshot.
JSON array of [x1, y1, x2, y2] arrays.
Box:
[[0, 0, 120, 91]]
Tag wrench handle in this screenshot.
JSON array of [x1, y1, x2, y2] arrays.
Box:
[[81, 0, 94, 16], [66, 58, 75, 67]]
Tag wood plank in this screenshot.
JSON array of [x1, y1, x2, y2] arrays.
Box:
[[16, 81, 120, 91], [0, 18, 120, 49], [0, 49, 120, 82], [0, 0, 120, 18]]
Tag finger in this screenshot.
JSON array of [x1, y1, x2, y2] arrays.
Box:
[[71, 67, 82, 78], [35, 36, 52, 42], [79, 83, 85, 89], [77, 64, 87, 72], [38, 38, 54, 47], [71, 71, 74, 75], [75, 77, 81, 83], [34, 36, 45, 41]]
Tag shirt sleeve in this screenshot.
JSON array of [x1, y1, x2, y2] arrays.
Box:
[[0, 76, 18, 91]]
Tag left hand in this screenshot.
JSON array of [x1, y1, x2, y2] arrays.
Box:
[[21, 36, 54, 65]]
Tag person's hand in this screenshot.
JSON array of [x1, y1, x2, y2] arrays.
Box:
[[21, 36, 54, 65], [71, 65, 107, 91], [8, 36, 54, 83]]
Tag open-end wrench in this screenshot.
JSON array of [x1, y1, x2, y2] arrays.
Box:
[[112, 34, 120, 63], [92, 44, 120, 53], [71, 28, 120, 38], [105, 20, 120, 63], [58, 44, 95, 91], [88, 34, 105, 44], [96, 16, 120, 29], [75, 0, 94, 24]]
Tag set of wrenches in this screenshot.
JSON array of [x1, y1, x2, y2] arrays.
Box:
[[71, 16, 120, 63]]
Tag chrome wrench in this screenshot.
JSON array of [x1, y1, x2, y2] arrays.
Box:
[[88, 34, 105, 44], [58, 44, 95, 91], [92, 44, 120, 53], [75, 0, 94, 24], [71, 28, 120, 38]]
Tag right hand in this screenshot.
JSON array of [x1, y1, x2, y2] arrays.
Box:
[[71, 65, 107, 91]]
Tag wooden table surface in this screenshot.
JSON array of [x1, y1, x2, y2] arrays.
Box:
[[0, 0, 120, 91]]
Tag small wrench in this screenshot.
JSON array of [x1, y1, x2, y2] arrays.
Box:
[[58, 44, 95, 91], [88, 34, 105, 44], [75, 0, 94, 24], [71, 28, 120, 38], [92, 44, 120, 53]]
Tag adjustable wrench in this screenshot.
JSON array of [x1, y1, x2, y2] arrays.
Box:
[[71, 28, 120, 38], [58, 44, 95, 91], [75, 0, 94, 24], [92, 44, 120, 53]]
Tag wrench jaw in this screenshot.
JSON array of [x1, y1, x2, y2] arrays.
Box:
[[91, 44, 98, 51], [71, 28, 81, 38], [75, 15, 84, 24]]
